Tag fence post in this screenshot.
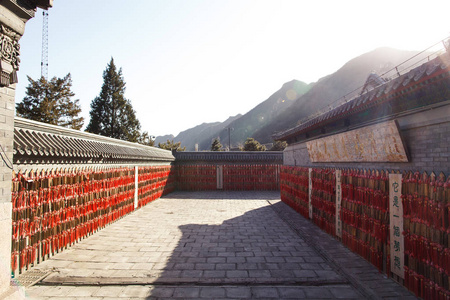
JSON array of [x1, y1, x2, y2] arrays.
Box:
[[216, 165, 223, 190], [134, 166, 138, 209]]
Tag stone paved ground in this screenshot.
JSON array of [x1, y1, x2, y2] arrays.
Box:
[[21, 191, 416, 299]]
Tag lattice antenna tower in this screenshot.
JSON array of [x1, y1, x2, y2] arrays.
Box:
[[41, 10, 49, 80]]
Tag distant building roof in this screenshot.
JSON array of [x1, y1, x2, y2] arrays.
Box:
[[274, 53, 450, 143], [174, 151, 283, 165], [13, 117, 174, 165]]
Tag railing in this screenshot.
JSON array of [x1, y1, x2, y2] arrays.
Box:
[[273, 38, 450, 140]]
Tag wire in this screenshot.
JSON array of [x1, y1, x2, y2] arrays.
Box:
[[296, 35, 450, 126], [0, 143, 13, 170]]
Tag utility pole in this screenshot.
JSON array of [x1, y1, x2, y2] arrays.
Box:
[[224, 127, 233, 151], [41, 10, 49, 79]]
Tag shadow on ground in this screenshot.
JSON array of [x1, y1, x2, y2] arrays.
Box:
[[146, 191, 348, 299]]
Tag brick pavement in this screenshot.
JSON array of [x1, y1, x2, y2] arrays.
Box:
[[21, 191, 416, 299]]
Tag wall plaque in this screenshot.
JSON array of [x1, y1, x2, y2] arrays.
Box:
[[335, 170, 342, 238], [306, 120, 408, 163], [389, 173, 404, 278]]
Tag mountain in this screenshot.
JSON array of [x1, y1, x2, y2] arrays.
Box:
[[252, 47, 422, 143], [154, 134, 175, 146], [156, 47, 422, 150], [155, 79, 311, 151], [171, 114, 241, 151], [210, 80, 311, 149]]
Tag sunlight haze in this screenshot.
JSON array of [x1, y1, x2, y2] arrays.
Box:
[[16, 0, 450, 137]]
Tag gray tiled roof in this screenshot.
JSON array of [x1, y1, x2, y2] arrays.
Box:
[[13, 117, 174, 164], [174, 151, 283, 165]]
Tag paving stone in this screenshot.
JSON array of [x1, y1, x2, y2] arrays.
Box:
[[62, 286, 100, 297], [121, 285, 153, 297], [314, 270, 342, 280], [207, 257, 226, 263], [25, 286, 53, 296], [304, 256, 325, 263], [148, 286, 174, 298], [181, 270, 204, 278], [277, 287, 307, 298], [265, 256, 285, 263], [251, 286, 279, 298], [270, 269, 296, 278], [130, 262, 155, 270], [173, 263, 195, 270], [248, 269, 272, 278], [257, 262, 279, 269], [93, 286, 125, 297], [245, 256, 266, 263], [237, 262, 258, 270], [195, 263, 216, 270], [226, 257, 246, 263], [200, 286, 226, 298], [226, 270, 249, 278], [225, 286, 252, 298], [216, 263, 236, 270], [328, 286, 364, 298], [304, 287, 334, 298], [284, 256, 305, 263], [158, 270, 182, 278], [173, 287, 201, 298], [203, 270, 226, 278], [279, 262, 301, 270], [236, 251, 254, 257], [24, 191, 416, 300], [36, 286, 75, 297], [293, 269, 317, 278]]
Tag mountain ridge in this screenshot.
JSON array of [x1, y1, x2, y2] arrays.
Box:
[[155, 47, 422, 150]]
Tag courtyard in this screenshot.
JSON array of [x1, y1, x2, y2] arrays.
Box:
[[20, 191, 415, 299]]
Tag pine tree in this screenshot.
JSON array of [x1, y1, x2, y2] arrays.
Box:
[[16, 74, 84, 129], [138, 131, 155, 146], [158, 139, 186, 152], [243, 137, 266, 151], [86, 58, 141, 142], [270, 140, 288, 151], [210, 138, 223, 151]]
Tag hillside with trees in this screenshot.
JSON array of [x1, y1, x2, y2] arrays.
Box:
[[253, 47, 421, 143], [171, 114, 241, 151], [159, 47, 422, 149], [159, 79, 310, 151]]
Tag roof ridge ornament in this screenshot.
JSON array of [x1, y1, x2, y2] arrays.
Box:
[[359, 72, 387, 96], [444, 38, 450, 54]]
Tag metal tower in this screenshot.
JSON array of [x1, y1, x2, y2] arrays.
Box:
[[41, 10, 49, 79]]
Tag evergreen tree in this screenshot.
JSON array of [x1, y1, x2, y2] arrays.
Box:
[[270, 140, 288, 151], [138, 131, 155, 146], [16, 74, 84, 129], [158, 139, 186, 152], [243, 137, 266, 151], [210, 138, 223, 151], [86, 58, 141, 142]]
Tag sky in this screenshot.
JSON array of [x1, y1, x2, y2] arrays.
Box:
[[16, 0, 450, 137]]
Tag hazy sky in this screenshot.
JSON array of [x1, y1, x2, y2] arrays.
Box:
[[16, 0, 450, 137]]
